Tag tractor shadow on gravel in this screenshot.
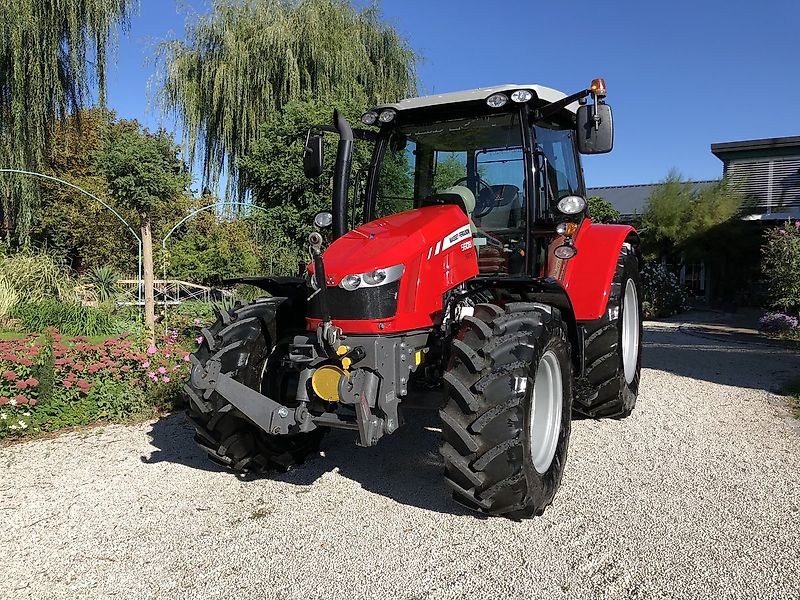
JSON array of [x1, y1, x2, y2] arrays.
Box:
[[642, 327, 800, 394], [142, 397, 476, 517]]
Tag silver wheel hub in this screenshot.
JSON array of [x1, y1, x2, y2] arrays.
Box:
[[528, 350, 563, 474], [621, 279, 639, 384]]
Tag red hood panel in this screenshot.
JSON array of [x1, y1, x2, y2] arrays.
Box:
[[317, 205, 470, 285], [307, 204, 479, 333]]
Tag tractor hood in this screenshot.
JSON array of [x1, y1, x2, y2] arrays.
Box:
[[313, 204, 472, 286]]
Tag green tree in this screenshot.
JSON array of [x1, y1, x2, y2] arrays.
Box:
[[640, 171, 742, 264], [96, 124, 190, 335], [168, 212, 261, 286], [238, 98, 375, 253], [587, 196, 621, 223], [0, 0, 135, 241], [33, 109, 140, 274], [156, 0, 417, 198]]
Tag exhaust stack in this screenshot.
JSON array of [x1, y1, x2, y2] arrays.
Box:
[[331, 109, 353, 240]]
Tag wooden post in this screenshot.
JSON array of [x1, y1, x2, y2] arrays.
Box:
[[141, 217, 155, 340]]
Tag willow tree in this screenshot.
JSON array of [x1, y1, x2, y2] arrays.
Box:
[[157, 0, 417, 199], [0, 0, 136, 241]]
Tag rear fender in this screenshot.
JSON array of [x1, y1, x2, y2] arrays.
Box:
[[562, 221, 640, 322], [221, 276, 307, 330]]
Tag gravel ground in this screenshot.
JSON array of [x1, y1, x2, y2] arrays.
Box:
[[2, 326, 800, 599]]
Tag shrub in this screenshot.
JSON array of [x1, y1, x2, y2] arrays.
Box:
[[11, 301, 115, 336], [761, 220, 800, 313], [0, 330, 195, 439], [0, 249, 75, 303], [0, 277, 19, 319], [641, 262, 690, 318], [758, 311, 799, 333], [587, 196, 621, 224], [85, 265, 120, 303]]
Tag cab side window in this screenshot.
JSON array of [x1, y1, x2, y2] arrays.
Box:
[[534, 125, 581, 202]]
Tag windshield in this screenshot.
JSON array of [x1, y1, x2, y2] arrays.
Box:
[[375, 112, 526, 243]]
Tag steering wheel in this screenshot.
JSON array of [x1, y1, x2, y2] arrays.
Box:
[[451, 176, 495, 218]]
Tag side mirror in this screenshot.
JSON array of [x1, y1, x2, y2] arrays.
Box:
[[576, 103, 613, 154], [303, 133, 324, 178]]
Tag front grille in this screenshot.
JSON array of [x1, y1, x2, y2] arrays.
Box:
[[309, 281, 400, 320]]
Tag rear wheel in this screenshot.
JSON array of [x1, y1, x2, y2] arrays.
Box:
[[184, 299, 326, 472], [575, 243, 642, 418], [440, 302, 572, 519]]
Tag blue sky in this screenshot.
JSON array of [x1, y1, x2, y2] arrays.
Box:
[[107, 0, 798, 188]]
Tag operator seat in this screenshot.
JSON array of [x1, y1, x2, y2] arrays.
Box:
[[425, 185, 478, 234]]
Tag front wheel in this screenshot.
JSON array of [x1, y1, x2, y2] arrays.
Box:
[[574, 243, 642, 418], [184, 299, 326, 472], [440, 302, 573, 519]]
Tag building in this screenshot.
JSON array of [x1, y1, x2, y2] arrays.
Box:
[[711, 136, 800, 221], [587, 135, 800, 306]]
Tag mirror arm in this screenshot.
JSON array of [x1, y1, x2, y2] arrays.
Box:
[[536, 89, 591, 120]]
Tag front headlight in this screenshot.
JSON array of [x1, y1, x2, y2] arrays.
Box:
[[341, 274, 362, 291], [363, 269, 387, 285], [339, 264, 404, 291]]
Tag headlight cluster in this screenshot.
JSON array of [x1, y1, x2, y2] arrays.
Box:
[[339, 264, 404, 291], [486, 89, 533, 108], [361, 108, 396, 125]]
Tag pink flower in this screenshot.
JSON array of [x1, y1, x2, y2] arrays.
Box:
[[195, 336, 203, 345], [162, 376, 171, 383], [795, 220, 800, 228], [3, 370, 17, 381], [183, 354, 190, 362], [142, 361, 150, 369], [193, 319, 201, 325], [164, 352, 171, 358], [25, 378, 38, 387], [15, 380, 28, 390], [157, 366, 167, 375], [0, 397, 8, 405], [14, 395, 27, 405], [28, 398, 37, 406], [147, 346, 158, 355], [121, 365, 131, 373], [172, 365, 180, 372]]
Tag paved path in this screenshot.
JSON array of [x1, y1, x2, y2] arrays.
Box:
[[1, 327, 799, 599]]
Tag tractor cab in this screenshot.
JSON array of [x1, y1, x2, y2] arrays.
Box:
[[304, 81, 614, 283]]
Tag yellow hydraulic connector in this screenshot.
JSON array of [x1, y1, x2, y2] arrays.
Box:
[[311, 365, 348, 402], [336, 345, 349, 356], [415, 350, 425, 366]]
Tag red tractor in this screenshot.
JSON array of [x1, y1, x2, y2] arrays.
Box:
[[186, 79, 642, 519]]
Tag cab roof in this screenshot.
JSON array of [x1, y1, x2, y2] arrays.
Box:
[[373, 84, 578, 115]]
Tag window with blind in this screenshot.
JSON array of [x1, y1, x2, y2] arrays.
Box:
[[725, 157, 800, 213]]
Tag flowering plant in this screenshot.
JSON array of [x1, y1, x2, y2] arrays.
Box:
[[761, 220, 800, 314], [640, 262, 690, 319], [758, 311, 799, 333], [0, 328, 195, 439]]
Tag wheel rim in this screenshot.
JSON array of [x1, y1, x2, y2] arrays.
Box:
[[621, 279, 640, 384], [529, 350, 563, 474]]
